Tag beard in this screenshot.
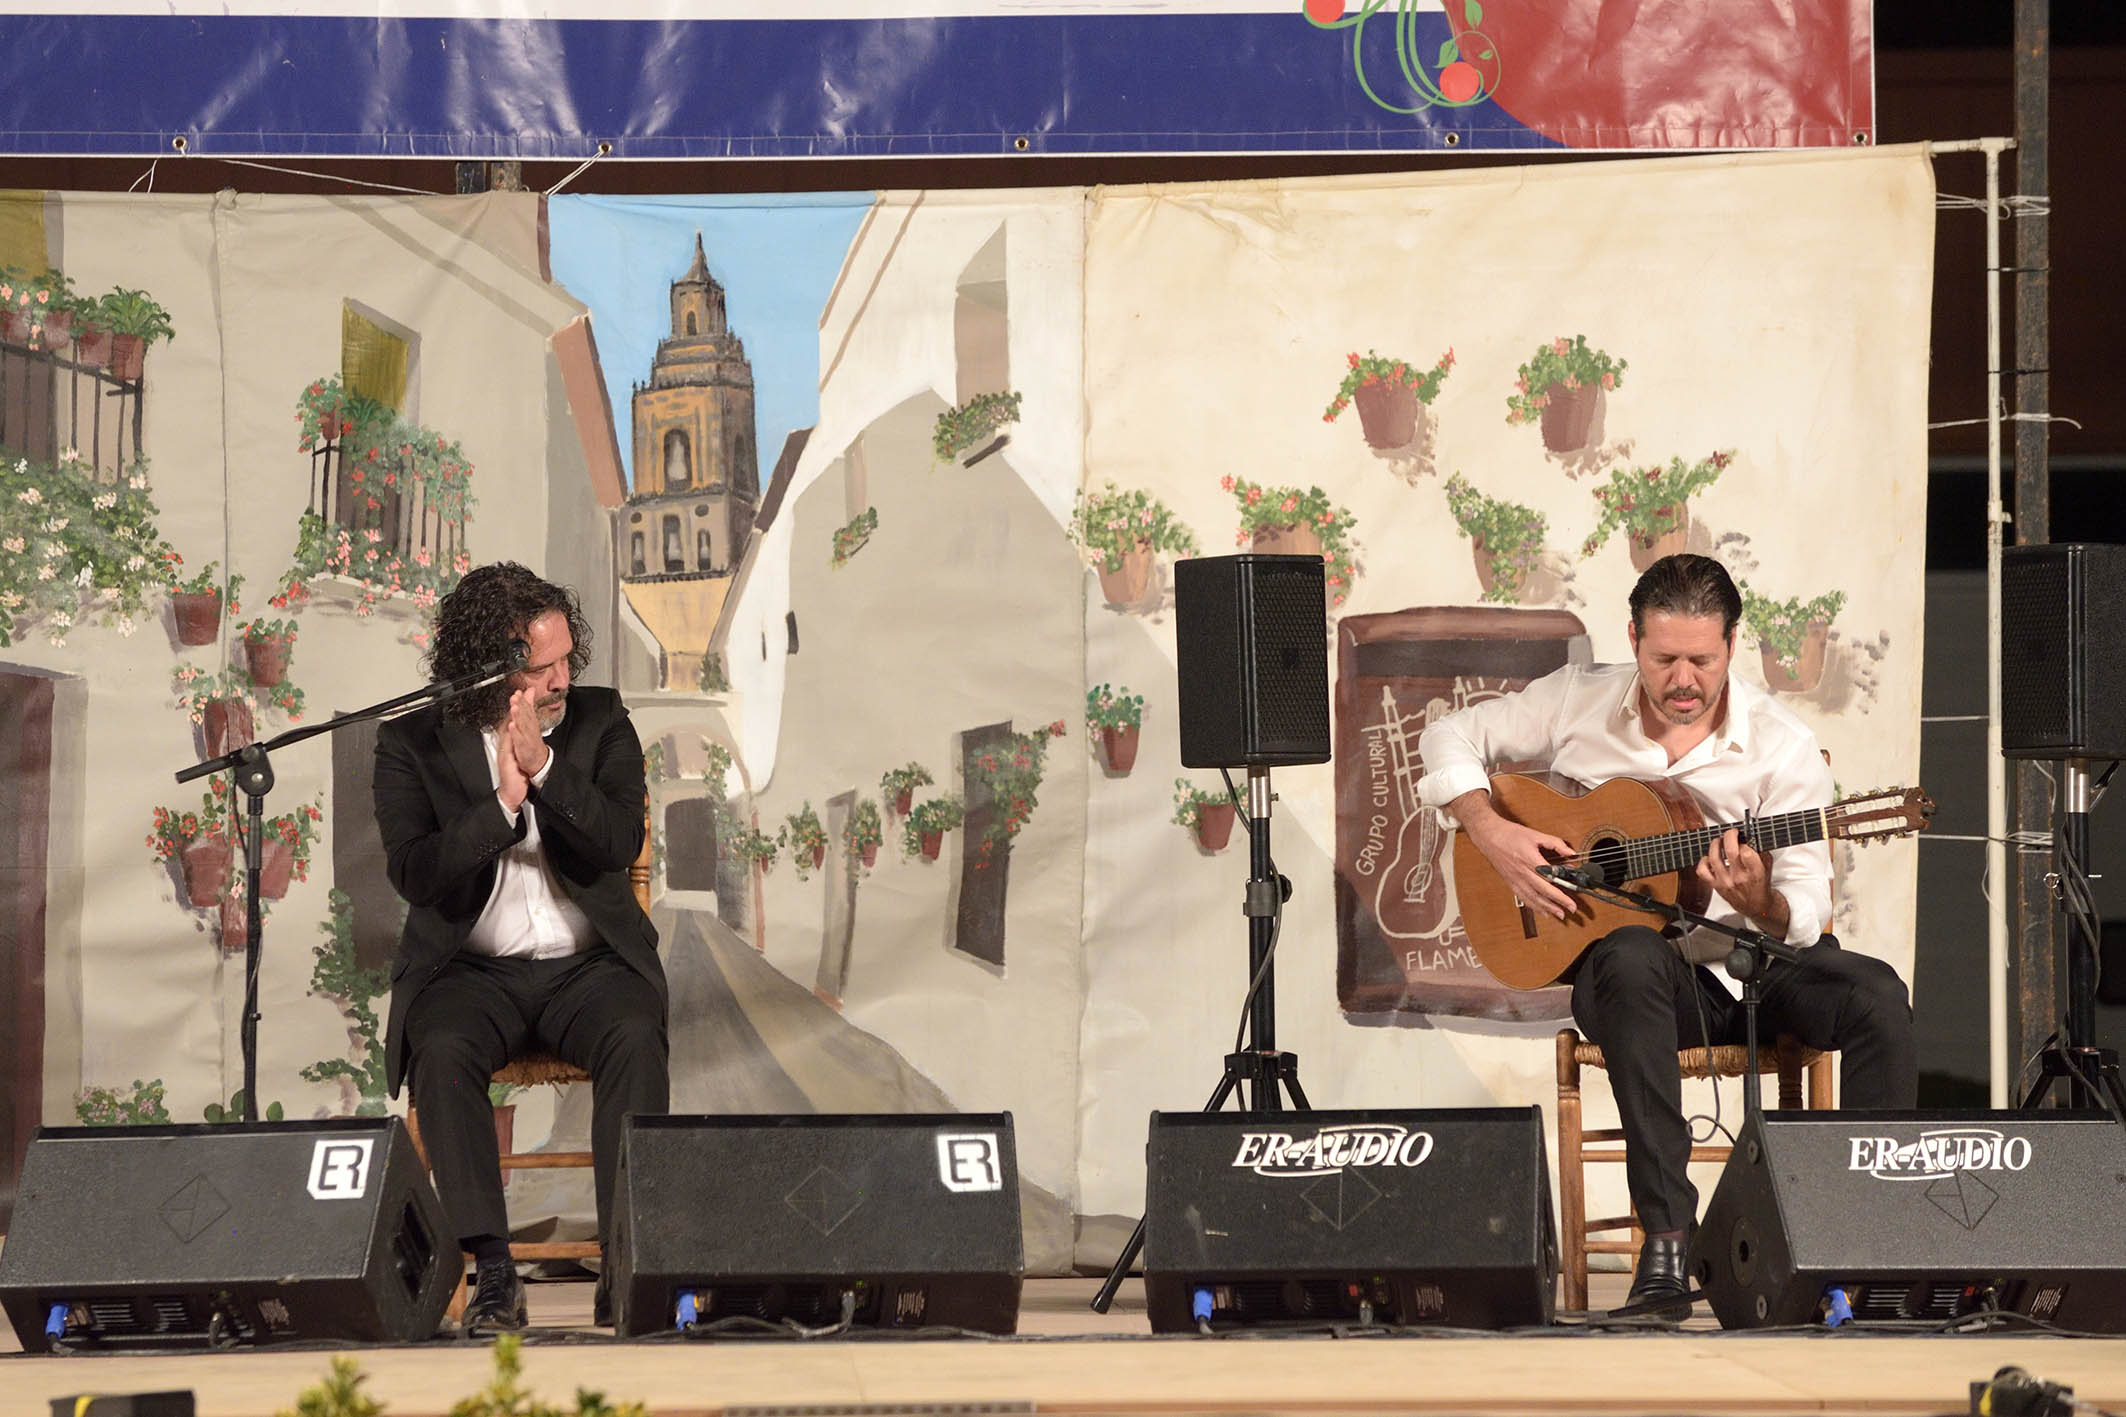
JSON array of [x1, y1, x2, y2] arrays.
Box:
[[1650, 685, 1719, 726], [535, 694, 567, 732]]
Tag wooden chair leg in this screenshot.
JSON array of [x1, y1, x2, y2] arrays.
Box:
[[1556, 1029, 1589, 1312]]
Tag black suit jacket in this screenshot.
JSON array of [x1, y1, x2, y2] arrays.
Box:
[[372, 684, 664, 1096]]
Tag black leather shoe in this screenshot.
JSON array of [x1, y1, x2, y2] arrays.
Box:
[[464, 1258, 528, 1335], [1621, 1235, 1693, 1322], [593, 1268, 612, 1328]]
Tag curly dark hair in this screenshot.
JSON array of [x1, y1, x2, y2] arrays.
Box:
[[426, 562, 593, 726]]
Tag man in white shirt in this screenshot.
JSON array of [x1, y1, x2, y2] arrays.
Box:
[[374, 563, 668, 1333], [1417, 554, 1913, 1319]]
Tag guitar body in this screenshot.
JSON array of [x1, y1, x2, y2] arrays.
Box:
[[1453, 773, 1705, 990]]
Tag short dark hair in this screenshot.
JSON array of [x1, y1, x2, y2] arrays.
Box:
[[425, 562, 592, 726], [1629, 553, 1742, 639]]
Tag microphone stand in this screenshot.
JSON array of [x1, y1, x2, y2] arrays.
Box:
[[175, 656, 518, 1122], [1540, 869, 1809, 1320], [1540, 867, 1805, 1120]]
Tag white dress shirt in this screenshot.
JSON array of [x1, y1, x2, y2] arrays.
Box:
[[1415, 661, 1834, 959], [464, 726, 598, 960]]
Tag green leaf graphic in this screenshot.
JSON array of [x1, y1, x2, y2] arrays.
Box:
[[1438, 37, 1460, 68]]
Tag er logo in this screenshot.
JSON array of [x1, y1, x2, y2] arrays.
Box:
[[936, 1133, 1003, 1193], [307, 1137, 375, 1200]]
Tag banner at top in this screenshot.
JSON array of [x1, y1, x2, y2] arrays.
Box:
[[0, 1, 1873, 158]]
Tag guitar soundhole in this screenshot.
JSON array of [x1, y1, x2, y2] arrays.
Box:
[[1586, 836, 1631, 887]]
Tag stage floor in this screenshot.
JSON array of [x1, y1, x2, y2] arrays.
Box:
[[7, 1275, 2126, 1417]]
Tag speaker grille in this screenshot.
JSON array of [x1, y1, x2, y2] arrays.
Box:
[[1249, 563, 1332, 757], [2002, 544, 2126, 760], [2001, 549, 2076, 752]]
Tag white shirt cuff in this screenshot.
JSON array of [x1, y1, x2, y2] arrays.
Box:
[[1418, 762, 1494, 811]]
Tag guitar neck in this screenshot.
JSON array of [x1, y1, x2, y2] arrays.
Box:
[[1626, 807, 1827, 877]]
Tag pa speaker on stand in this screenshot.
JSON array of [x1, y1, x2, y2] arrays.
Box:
[[1999, 542, 2126, 1112]]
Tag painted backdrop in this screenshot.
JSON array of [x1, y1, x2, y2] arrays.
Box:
[[0, 146, 1933, 1262]]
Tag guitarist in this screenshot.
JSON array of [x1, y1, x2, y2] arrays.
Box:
[[1416, 554, 1914, 1319]]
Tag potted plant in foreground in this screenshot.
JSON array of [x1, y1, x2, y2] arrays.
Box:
[[903, 795, 966, 861], [1743, 584, 1846, 694], [1173, 778, 1238, 851], [1086, 683, 1146, 775], [1071, 482, 1201, 608], [1582, 450, 1732, 570], [1505, 335, 1625, 454], [1324, 347, 1455, 450], [1443, 474, 1547, 603]]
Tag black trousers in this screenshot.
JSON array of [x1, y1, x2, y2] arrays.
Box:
[[1570, 925, 1915, 1235], [405, 945, 669, 1250]]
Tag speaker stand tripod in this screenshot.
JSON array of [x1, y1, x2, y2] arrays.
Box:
[[2020, 759, 2126, 1115], [1090, 766, 1308, 1314]]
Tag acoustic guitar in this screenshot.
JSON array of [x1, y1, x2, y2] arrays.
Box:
[[1453, 773, 1934, 990]]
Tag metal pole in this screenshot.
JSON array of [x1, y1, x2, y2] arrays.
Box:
[[1982, 138, 2012, 1107], [2008, 0, 2056, 1105]]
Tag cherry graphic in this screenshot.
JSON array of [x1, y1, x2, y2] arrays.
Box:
[[1439, 59, 1482, 102], [1304, 0, 1346, 22]]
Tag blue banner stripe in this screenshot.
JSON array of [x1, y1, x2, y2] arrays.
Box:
[[0, 13, 1552, 158]]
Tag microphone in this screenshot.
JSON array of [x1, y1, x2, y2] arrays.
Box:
[[451, 639, 530, 691], [1537, 864, 1603, 891]]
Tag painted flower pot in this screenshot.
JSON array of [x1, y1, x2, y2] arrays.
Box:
[[71, 323, 113, 369], [1250, 523, 1323, 560], [859, 842, 879, 868], [257, 837, 296, 900], [811, 843, 826, 870], [202, 696, 255, 758], [0, 308, 31, 345], [38, 309, 73, 352], [181, 835, 233, 908], [1352, 380, 1418, 450], [171, 590, 222, 646], [1761, 622, 1831, 694], [109, 333, 147, 382], [919, 829, 944, 860], [893, 788, 914, 817], [1099, 724, 1141, 775], [1627, 505, 1689, 572], [244, 636, 290, 687], [1539, 382, 1599, 454], [1096, 541, 1154, 607], [317, 413, 343, 442], [1472, 539, 1500, 598], [218, 893, 248, 955], [1194, 802, 1237, 852]]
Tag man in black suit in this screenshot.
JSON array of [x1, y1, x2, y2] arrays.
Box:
[[374, 562, 667, 1333]]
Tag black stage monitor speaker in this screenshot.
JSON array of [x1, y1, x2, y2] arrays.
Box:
[[1175, 554, 1331, 768], [1693, 1110, 2126, 1331], [1142, 1108, 1556, 1331], [0, 1118, 454, 1351], [2001, 542, 2126, 760], [608, 1113, 1024, 1338]]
